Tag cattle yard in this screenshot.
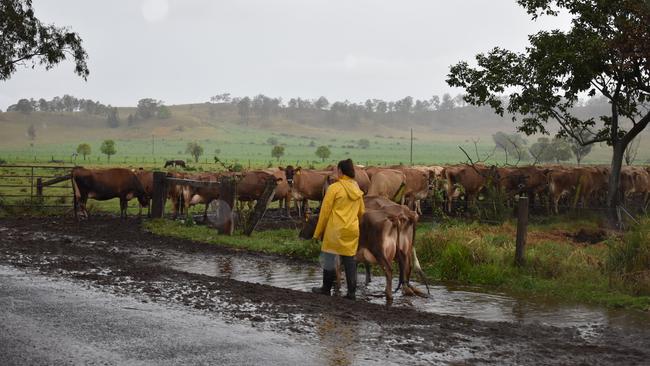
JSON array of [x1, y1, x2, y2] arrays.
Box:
[[1, 160, 649, 363]]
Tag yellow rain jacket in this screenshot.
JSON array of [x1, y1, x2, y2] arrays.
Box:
[[313, 175, 365, 257]]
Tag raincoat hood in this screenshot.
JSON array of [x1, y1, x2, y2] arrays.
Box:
[[338, 176, 364, 201]]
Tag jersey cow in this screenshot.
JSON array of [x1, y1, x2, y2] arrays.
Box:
[[72, 167, 148, 219], [300, 196, 429, 301]]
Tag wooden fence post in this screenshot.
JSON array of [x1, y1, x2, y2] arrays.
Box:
[[36, 178, 43, 199], [151, 171, 167, 218], [515, 196, 529, 267]]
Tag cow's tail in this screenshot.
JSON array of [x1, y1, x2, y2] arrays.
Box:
[[412, 246, 430, 295], [410, 213, 430, 296], [393, 215, 404, 294]]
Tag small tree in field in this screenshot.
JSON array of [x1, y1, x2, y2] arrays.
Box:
[[76, 143, 91, 160], [27, 124, 36, 141], [185, 141, 204, 163], [271, 145, 285, 161], [315, 145, 331, 162], [100, 140, 116, 162]]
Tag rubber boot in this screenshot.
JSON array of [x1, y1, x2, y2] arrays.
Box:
[[311, 269, 335, 296], [343, 258, 357, 300]]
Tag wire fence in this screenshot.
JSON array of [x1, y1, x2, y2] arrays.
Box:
[[0, 164, 74, 210]]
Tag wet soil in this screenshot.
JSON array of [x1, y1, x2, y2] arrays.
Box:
[[1, 216, 649, 365]]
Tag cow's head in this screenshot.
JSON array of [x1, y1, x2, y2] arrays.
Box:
[[298, 214, 318, 240], [281, 165, 296, 187]]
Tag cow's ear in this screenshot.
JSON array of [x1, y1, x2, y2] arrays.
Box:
[[279, 166, 285, 171]]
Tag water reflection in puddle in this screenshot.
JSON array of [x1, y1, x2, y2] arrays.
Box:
[[165, 251, 649, 338]]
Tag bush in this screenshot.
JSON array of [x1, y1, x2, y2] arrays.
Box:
[[608, 220, 650, 295]]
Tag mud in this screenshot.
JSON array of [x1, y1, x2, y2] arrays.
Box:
[[1, 216, 649, 365]]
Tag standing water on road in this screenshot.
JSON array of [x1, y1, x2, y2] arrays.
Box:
[[164, 249, 650, 339]]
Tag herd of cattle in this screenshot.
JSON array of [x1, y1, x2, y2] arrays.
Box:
[[70, 162, 650, 221]]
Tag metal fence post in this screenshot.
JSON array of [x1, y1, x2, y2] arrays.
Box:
[[151, 171, 167, 218], [515, 196, 529, 267]]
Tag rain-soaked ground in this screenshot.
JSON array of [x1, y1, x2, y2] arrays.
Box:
[[1, 216, 649, 365]]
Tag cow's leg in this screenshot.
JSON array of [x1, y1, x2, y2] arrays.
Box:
[[120, 198, 127, 219], [364, 263, 372, 285], [333, 256, 342, 293], [380, 258, 393, 302]]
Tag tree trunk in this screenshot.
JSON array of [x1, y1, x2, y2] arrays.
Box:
[[607, 142, 625, 225]]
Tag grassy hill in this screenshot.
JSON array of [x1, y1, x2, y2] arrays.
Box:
[[1, 102, 648, 167]]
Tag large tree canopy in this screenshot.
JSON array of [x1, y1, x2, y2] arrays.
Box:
[[447, 0, 650, 212], [0, 0, 89, 81]]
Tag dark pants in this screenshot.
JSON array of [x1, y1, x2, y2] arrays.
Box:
[[320, 252, 357, 296]]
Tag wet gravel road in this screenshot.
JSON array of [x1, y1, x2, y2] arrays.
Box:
[[1, 216, 649, 365]]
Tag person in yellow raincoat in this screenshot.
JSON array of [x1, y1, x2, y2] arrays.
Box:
[[311, 159, 365, 300]]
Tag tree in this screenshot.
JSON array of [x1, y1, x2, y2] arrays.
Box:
[[314, 96, 330, 110], [271, 145, 285, 161], [0, 0, 89, 81], [76, 143, 91, 160], [492, 131, 529, 162], [100, 140, 116, 162], [237, 97, 251, 125], [266, 137, 279, 145], [439, 93, 455, 111], [567, 129, 595, 165], [531, 137, 573, 163], [15, 98, 33, 113], [624, 136, 641, 165], [157, 104, 171, 119], [447, 0, 650, 216], [27, 124, 36, 140], [315, 145, 331, 162], [106, 107, 119, 128], [135, 98, 161, 120], [357, 138, 370, 149], [185, 141, 204, 163]]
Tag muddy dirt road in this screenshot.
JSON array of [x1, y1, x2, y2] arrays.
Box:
[[1, 217, 648, 365]]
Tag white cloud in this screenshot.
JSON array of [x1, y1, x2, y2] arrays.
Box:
[[141, 0, 169, 23]]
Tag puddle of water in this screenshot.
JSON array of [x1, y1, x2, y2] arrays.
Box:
[[165, 251, 650, 338]]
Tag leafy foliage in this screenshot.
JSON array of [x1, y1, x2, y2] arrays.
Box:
[[271, 145, 285, 161], [448, 0, 650, 208], [0, 0, 89, 81], [100, 139, 116, 161], [315, 145, 331, 162], [76, 143, 91, 160], [185, 141, 204, 163]]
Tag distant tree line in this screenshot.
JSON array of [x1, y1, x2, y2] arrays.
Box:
[[5, 95, 171, 129], [6, 95, 110, 115], [206, 92, 471, 129]]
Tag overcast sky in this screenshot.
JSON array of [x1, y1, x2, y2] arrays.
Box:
[[1, 0, 571, 109]]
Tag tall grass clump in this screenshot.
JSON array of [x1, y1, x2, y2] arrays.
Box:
[[607, 219, 650, 295]]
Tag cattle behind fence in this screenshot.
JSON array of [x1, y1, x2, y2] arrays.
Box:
[[0, 164, 74, 210]]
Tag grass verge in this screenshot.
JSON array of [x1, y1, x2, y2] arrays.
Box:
[[144, 216, 650, 311]]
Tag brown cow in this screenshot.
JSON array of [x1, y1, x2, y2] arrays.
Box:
[[285, 167, 330, 217], [266, 168, 292, 216], [367, 169, 407, 203], [134, 169, 153, 216], [299, 196, 429, 300], [72, 167, 148, 219], [236, 170, 279, 207], [621, 166, 650, 210], [443, 164, 494, 213], [548, 168, 579, 213], [167, 171, 192, 218]]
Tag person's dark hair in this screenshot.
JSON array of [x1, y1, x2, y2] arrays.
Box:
[[337, 159, 355, 178]]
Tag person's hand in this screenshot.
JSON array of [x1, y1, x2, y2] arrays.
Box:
[[311, 238, 320, 245]]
